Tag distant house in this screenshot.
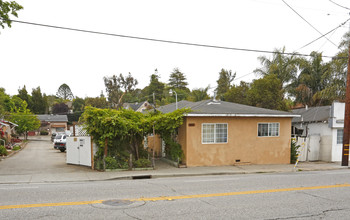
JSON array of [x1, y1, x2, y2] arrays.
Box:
[[37, 115, 68, 134], [0, 120, 18, 141], [123, 101, 151, 112], [292, 102, 346, 162], [156, 99, 299, 167]]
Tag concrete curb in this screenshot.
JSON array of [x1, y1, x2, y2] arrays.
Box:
[[0, 166, 347, 184], [0, 141, 28, 161]]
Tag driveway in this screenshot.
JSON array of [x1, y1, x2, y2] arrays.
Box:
[[0, 135, 92, 182]]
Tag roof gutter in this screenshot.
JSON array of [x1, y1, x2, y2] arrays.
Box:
[[186, 113, 301, 118]]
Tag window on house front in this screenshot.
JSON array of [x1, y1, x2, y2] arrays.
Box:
[[337, 129, 343, 144], [202, 123, 228, 144], [258, 123, 279, 137]]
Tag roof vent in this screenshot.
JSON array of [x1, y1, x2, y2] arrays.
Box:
[[207, 101, 221, 105]]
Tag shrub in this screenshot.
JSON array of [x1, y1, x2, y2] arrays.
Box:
[[105, 156, 118, 169], [133, 158, 151, 168], [12, 146, 21, 151], [40, 130, 49, 135], [291, 140, 300, 164], [0, 145, 8, 156], [165, 139, 184, 163]]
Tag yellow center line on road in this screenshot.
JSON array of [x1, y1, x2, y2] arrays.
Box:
[[1, 183, 350, 210], [129, 183, 350, 202], [0, 200, 104, 210]]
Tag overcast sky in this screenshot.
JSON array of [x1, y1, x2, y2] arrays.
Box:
[[1, 0, 349, 98]]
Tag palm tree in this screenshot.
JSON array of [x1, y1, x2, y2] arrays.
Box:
[[292, 52, 331, 106], [320, 31, 350, 102], [254, 47, 299, 88]]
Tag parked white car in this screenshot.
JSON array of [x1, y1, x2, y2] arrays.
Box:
[[53, 134, 67, 152]]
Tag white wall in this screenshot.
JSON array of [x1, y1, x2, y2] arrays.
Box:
[[308, 123, 333, 161], [329, 102, 348, 162], [329, 102, 344, 129], [331, 128, 346, 162]]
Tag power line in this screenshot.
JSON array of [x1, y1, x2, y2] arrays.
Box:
[[234, 72, 255, 81], [1, 18, 341, 59], [329, 0, 350, 11], [281, 0, 338, 48], [298, 18, 350, 50]]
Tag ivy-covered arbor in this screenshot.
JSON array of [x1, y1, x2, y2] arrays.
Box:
[[80, 106, 190, 170]]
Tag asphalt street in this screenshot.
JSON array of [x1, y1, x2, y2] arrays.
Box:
[[1, 137, 350, 219], [1, 170, 350, 219]]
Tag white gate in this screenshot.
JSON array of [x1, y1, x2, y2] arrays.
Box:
[[66, 136, 92, 167]]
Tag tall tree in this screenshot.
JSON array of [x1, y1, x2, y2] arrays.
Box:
[[17, 85, 33, 111], [189, 86, 210, 102], [254, 47, 298, 93], [319, 31, 350, 102], [224, 81, 251, 105], [145, 69, 165, 105], [56, 83, 74, 100], [292, 52, 330, 106], [85, 96, 108, 109], [104, 73, 138, 109], [10, 101, 40, 140], [0, 87, 11, 116], [31, 87, 46, 114], [215, 69, 235, 100], [248, 74, 288, 111], [52, 103, 69, 114], [72, 97, 85, 112], [168, 68, 188, 90], [0, 0, 23, 31]]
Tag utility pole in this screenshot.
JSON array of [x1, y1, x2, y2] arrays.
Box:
[[341, 29, 350, 166]]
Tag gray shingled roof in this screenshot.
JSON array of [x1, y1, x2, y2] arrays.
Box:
[[291, 106, 330, 123], [37, 115, 68, 122], [157, 99, 298, 117]]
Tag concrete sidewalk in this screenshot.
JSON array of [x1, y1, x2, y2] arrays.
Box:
[[0, 159, 348, 184]]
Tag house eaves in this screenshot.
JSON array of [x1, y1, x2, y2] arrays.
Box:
[[158, 99, 299, 118], [186, 113, 300, 118]]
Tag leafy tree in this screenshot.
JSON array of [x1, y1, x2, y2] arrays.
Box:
[[104, 73, 138, 109], [10, 101, 40, 140], [248, 74, 288, 111], [123, 88, 143, 103], [8, 95, 23, 110], [168, 68, 188, 90], [0, 87, 11, 116], [72, 97, 85, 112], [189, 86, 210, 102], [224, 81, 251, 105], [17, 85, 33, 111], [31, 87, 46, 114], [52, 103, 69, 114], [45, 95, 58, 113], [56, 83, 74, 100], [0, 0, 23, 31], [80, 106, 191, 169], [85, 96, 108, 109], [145, 69, 165, 105], [215, 69, 235, 100]]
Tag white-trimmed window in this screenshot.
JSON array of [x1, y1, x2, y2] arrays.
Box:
[[258, 123, 279, 137], [337, 129, 343, 144], [202, 123, 228, 144]]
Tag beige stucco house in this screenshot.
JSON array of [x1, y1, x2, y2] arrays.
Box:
[[158, 100, 299, 167], [37, 115, 68, 134]]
